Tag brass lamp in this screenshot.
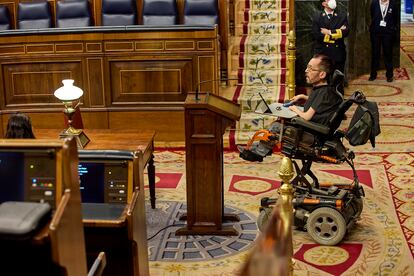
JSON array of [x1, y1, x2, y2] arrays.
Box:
[[54, 79, 90, 148]]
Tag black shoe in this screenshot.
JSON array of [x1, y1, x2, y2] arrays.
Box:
[[238, 147, 264, 162], [368, 75, 376, 81], [387, 76, 393, 82]]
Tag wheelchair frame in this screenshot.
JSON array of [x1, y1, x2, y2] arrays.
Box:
[[252, 91, 372, 246]]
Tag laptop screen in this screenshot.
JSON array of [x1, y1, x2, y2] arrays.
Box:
[[256, 92, 271, 113]]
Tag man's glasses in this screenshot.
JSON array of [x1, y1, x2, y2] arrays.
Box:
[[305, 65, 321, 72]]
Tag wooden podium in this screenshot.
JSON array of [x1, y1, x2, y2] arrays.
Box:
[[176, 93, 241, 236]]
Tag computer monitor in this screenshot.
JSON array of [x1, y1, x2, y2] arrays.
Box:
[[78, 150, 134, 204], [0, 149, 56, 207]]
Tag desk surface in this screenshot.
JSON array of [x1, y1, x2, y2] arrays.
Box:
[[35, 128, 158, 209], [35, 129, 155, 154]]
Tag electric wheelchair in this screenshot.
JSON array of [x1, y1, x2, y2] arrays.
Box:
[[239, 74, 379, 245]]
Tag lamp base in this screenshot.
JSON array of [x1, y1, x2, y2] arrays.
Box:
[[59, 128, 90, 149]]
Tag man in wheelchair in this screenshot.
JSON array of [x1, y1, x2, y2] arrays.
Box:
[[238, 53, 343, 162], [238, 55, 380, 245]]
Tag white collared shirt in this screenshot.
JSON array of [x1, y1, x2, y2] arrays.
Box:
[[379, 0, 389, 15]]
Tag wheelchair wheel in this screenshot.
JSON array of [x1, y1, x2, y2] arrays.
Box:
[[306, 207, 346, 246], [257, 207, 273, 232]]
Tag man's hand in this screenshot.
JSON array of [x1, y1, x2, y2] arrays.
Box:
[[288, 105, 300, 113], [340, 25, 346, 30], [320, 28, 331, 35], [290, 94, 308, 103]]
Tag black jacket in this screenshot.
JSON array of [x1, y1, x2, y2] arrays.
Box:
[[312, 9, 349, 62], [369, 0, 398, 34]]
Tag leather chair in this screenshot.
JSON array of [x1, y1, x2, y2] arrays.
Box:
[[101, 0, 136, 26], [183, 0, 218, 25], [0, 5, 11, 30], [56, 0, 92, 28], [142, 0, 178, 25], [17, 1, 52, 29]]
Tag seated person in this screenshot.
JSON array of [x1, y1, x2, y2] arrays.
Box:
[[239, 54, 342, 161], [5, 112, 35, 138]]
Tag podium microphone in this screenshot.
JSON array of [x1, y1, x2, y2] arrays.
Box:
[[195, 78, 239, 101]]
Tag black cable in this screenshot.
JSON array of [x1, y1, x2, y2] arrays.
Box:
[[147, 224, 186, 241]]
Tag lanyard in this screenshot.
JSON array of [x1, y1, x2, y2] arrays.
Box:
[[380, 1, 389, 20]]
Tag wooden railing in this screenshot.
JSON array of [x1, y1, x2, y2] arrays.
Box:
[[240, 156, 295, 276]]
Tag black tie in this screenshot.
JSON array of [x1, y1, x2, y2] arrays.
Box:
[[327, 14, 331, 20]]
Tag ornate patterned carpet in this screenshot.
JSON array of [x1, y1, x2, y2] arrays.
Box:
[[230, 0, 289, 148], [146, 151, 414, 275], [145, 13, 414, 276]]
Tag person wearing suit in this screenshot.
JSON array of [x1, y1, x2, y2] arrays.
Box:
[[369, 0, 398, 82], [312, 0, 349, 79]]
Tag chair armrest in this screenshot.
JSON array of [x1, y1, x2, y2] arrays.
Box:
[[290, 117, 330, 135]]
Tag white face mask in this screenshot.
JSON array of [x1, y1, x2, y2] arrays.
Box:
[[327, 0, 337, 10]]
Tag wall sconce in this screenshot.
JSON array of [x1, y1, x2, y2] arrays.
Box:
[[54, 79, 89, 148]]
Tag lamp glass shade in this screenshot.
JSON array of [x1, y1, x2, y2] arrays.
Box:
[[54, 79, 83, 101]]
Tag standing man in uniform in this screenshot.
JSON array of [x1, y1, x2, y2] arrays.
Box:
[[369, 0, 398, 82], [312, 0, 349, 91]]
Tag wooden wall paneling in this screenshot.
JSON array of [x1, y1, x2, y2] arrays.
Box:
[[0, 44, 25, 56], [1, 58, 82, 107], [108, 57, 193, 104], [197, 55, 218, 94], [0, 58, 5, 109], [23, 112, 64, 130], [0, 111, 110, 136], [80, 111, 109, 129], [0, 26, 219, 141], [108, 110, 185, 142], [0, 113, 3, 138], [86, 57, 105, 107]]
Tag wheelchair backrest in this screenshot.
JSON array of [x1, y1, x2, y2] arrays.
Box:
[[328, 90, 380, 148]]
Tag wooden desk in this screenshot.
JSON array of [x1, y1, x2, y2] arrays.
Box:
[[0, 138, 88, 275], [35, 129, 157, 209]]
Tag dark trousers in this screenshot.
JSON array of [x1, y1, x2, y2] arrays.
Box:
[[370, 32, 394, 78]]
